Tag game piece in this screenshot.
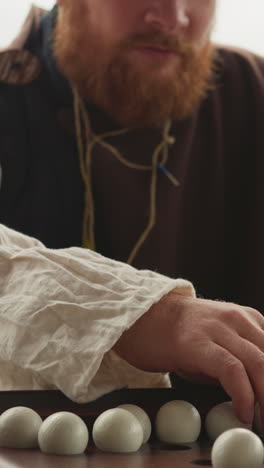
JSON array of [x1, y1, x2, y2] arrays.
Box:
[[205, 401, 251, 440], [92, 408, 143, 453], [0, 406, 42, 449], [211, 427, 264, 468], [155, 400, 201, 444], [38, 411, 89, 455], [118, 404, 151, 444]]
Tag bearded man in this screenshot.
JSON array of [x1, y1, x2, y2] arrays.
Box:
[[0, 0, 264, 426]]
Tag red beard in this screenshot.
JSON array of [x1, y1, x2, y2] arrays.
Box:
[[54, 3, 215, 128]]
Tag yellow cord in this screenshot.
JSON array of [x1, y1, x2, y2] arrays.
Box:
[[72, 84, 175, 264]]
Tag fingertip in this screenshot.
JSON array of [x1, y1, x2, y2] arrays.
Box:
[[233, 401, 254, 425]]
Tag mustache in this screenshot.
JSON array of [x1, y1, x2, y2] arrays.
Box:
[[122, 31, 194, 55]]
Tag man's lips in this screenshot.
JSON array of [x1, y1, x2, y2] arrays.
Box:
[[133, 45, 181, 60]]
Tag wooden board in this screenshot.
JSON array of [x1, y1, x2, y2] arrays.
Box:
[[0, 441, 213, 467]]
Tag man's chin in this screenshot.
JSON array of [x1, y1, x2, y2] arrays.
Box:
[[86, 48, 214, 128], [96, 77, 203, 128]]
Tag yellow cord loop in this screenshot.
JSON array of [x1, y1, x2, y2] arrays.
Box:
[[72, 84, 176, 264]]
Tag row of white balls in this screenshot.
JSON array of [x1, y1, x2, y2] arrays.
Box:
[[0, 401, 195, 455], [0, 403, 153, 455], [0, 400, 263, 468], [0, 401, 198, 455]]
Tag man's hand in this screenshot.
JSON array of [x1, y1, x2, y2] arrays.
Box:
[[113, 292, 264, 425]]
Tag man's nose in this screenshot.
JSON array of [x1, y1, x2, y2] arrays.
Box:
[[144, 0, 190, 33]]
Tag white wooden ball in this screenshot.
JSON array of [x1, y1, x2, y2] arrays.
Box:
[[118, 404, 151, 444], [38, 411, 89, 455], [205, 401, 251, 441], [0, 406, 42, 449], [211, 428, 264, 468], [92, 408, 143, 453], [155, 400, 201, 444]]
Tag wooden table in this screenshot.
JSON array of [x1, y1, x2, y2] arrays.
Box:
[[0, 378, 245, 467], [0, 441, 212, 467]]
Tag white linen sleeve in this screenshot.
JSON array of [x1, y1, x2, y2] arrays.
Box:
[[0, 224, 195, 403]]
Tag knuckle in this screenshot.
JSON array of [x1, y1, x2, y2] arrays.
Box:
[[222, 307, 242, 325], [244, 306, 263, 323], [222, 306, 260, 329]]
